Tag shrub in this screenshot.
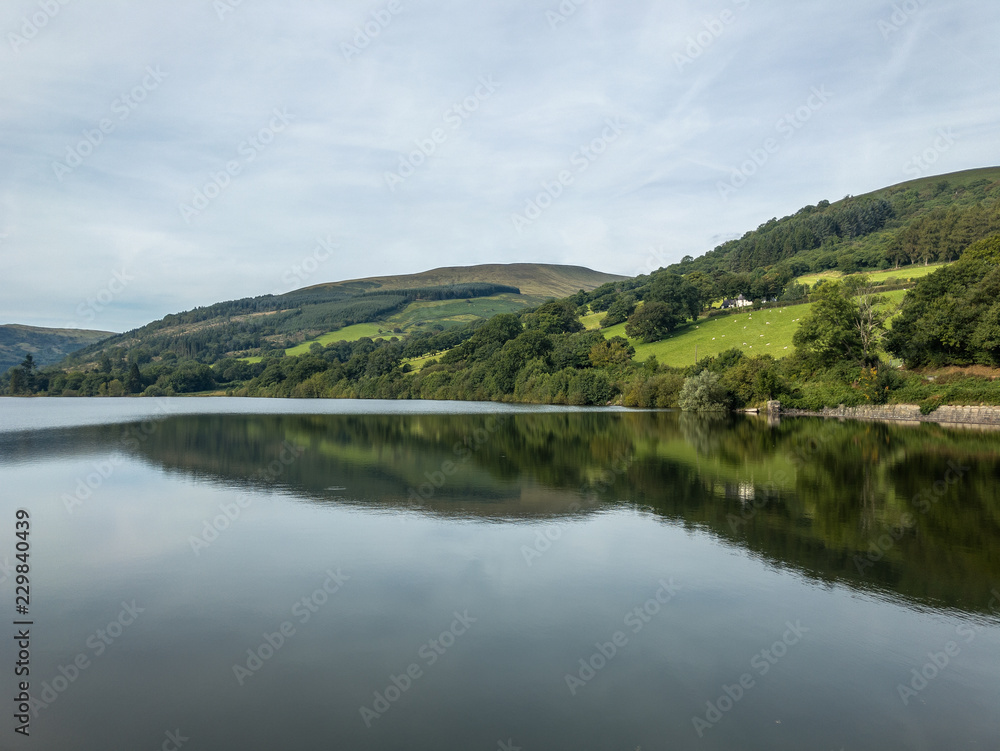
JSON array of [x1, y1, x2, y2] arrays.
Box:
[[678, 370, 728, 412]]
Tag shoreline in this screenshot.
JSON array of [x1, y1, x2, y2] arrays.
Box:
[[769, 401, 1000, 429]]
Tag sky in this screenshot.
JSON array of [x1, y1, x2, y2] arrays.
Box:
[[1, 0, 998, 333]]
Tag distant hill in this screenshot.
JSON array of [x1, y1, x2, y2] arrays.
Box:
[[0, 325, 114, 374], [62, 263, 623, 367], [305, 263, 627, 299]]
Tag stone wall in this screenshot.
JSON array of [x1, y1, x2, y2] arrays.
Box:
[[771, 401, 1000, 426]]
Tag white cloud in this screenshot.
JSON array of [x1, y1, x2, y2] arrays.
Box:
[[1, 0, 998, 331]]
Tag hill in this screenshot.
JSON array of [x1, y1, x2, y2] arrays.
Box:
[[647, 166, 1000, 289], [60, 263, 622, 368], [305, 263, 626, 299], [14, 167, 1000, 408], [0, 325, 114, 374]]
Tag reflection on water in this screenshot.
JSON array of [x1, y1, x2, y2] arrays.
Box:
[[1, 400, 999, 750]]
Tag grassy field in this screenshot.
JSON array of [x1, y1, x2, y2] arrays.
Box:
[[596, 289, 908, 368], [387, 294, 531, 330], [402, 351, 447, 371], [600, 307, 809, 366], [282, 294, 532, 357], [795, 263, 949, 288], [284, 323, 388, 356]]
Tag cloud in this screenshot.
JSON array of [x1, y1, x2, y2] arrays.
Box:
[[1, 0, 998, 331]]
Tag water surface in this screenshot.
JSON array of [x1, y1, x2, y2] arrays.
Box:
[[1, 398, 998, 750]]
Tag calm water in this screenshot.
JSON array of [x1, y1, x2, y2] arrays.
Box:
[[1, 398, 999, 750]]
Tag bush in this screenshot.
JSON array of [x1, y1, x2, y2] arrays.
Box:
[[568, 369, 614, 406], [678, 370, 728, 412]]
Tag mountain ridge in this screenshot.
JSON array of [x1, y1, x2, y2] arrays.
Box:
[[0, 324, 115, 375], [301, 263, 628, 298]]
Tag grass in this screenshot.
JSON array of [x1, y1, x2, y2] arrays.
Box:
[[401, 351, 447, 372], [281, 294, 532, 357], [594, 289, 909, 368], [603, 306, 809, 367], [795, 263, 950, 288], [284, 323, 388, 356], [386, 294, 531, 331]]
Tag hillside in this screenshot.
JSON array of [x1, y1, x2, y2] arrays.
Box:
[[14, 167, 1000, 407], [589, 288, 909, 368], [61, 263, 621, 368], [303, 263, 627, 299], [0, 325, 114, 374], [650, 166, 1000, 287]]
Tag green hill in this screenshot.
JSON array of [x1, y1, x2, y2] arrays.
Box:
[[0, 325, 114, 374], [649, 166, 1000, 287], [62, 263, 622, 369]]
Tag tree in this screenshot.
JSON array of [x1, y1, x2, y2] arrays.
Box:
[[8, 368, 27, 395], [20, 354, 37, 392], [625, 302, 681, 343], [125, 363, 143, 394], [684, 271, 717, 310], [793, 280, 887, 367], [465, 314, 524, 361], [887, 235, 1000, 367], [601, 295, 636, 327], [524, 300, 583, 335], [843, 275, 892, 365], [588, 336, 634, 367], [678, 370, 728, 412], [645, 273, 701, 320]]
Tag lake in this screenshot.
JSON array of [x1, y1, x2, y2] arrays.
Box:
[[1, 397, 999, 750]]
